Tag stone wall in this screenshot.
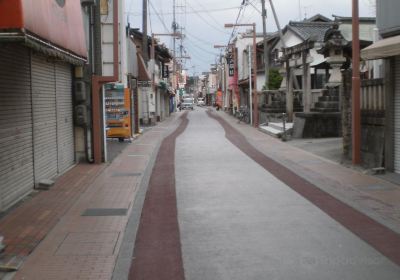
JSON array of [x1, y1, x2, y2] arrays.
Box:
[[341, 70, 352, 158], [341, 69, 386, 168]]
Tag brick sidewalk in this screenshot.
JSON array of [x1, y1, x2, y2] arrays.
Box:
[[0, 113, 181, 280], [214, 110, 400, 235], [0, 163, 105, 273]]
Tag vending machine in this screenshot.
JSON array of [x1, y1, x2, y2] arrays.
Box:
[[105, 83, 131, 141]]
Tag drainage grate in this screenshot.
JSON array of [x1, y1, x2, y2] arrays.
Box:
[[82, 208, 128, 216], [111, 172, 142, 177]]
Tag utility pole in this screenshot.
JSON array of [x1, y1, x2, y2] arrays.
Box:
[[248, 45, 253, 125], [142, 0, 148, 62], [352, 0, 361, 164], [268, 0, 285, 48], [261, 0, 269, 90], [173, 0, 177, 94]]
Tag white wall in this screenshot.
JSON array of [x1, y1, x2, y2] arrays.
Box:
[[127, 38, 138, 77], [101, 0, 128, 86], [235, 36, 255, 80], [271, 30, 303, 58]]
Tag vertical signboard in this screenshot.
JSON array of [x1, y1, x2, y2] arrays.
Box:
[[227, 52, 234, 77], [162, 64, 169, 78]]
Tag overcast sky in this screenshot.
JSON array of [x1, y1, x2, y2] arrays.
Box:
[[125, 0, 376, 75]]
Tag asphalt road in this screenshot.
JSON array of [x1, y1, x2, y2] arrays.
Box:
[[174, 108, 400, 280]]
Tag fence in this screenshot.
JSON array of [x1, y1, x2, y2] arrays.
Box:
[[361, 78, 385, 111]]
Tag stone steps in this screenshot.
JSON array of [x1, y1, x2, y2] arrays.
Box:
[[319, 96, 339, 102], [314, 101, 339, 109], [259, 122, 293, 138], [311, 107, 340, 113]]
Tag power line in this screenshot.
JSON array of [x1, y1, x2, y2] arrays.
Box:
[[185, 40, 219, 56], [126, 6, 241, 16], [186, 41, 217, 55], [186, 3, 231, 35], [247, 0, 261, 14], [226, 1, 247, 49], [191, 0, 226, 29], [242, 4, 258, 24], [149, 0, 170, 32], [185, 32, 215, 46], [183, 45, 216, 67]]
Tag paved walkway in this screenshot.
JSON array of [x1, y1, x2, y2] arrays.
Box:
[[173, 108, 400, 280], [216, 109, 400, 235], [2, 113, 181, 280]]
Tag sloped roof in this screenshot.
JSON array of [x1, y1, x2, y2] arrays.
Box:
[[332, 15, 376, 23], [137, 53, 151, 81], [288, 21, 333, 42], [305, 14, 332, 23]]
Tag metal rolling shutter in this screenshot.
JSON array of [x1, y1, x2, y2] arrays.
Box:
[[55, 63, 75, 173], [394, 56, 400, 173], [0, 45, 34, 211], [31, 55, 58, 182]]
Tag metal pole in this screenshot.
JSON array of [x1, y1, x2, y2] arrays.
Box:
[[142, 0, 148, 62], [268, 0, 285, 48], [261, 0, 269, 91], [253, 23, 258, 127], [352, 0, 361, 164], [248, 45, 253, 125], [173, 0, 177, 101]]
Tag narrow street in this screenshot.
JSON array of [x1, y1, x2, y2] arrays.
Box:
[[123, 108, 400, 280], [1, 1, 400, 280], [3, 108, 400, 279]]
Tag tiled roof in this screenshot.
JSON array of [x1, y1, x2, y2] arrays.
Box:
[[288, 21, 333, 42]]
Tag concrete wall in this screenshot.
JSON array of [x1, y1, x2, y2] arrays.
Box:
[[377, 0, 400, 37]]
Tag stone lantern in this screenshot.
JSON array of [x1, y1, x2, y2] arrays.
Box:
[[318, 24, 348, 87]]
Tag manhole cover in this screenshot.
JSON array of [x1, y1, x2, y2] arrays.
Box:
[[112, 172, 142, 177], [82, 208, 128, 216]]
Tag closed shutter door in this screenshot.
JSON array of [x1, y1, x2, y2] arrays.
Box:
[[0, 45, 34, 211], [394, 56, 400, 173], [32, 55, 58, 182], [55, 62, 75, 173]]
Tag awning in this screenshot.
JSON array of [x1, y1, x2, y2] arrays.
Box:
[[137, 53, 151, 81], [361, 35, 400, 60], [0, 31, 86, 65]]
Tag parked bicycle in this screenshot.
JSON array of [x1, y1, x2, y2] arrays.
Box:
[[236, 106, 250, 124]]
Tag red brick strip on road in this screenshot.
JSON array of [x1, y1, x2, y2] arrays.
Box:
[[128, 112, 188, 280], [207, 110, 400, 267]]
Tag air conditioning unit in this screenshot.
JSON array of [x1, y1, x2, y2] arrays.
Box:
[[74, 81, 87, 103], [74, 104, 88, 127], [81, 0, 96, 7]]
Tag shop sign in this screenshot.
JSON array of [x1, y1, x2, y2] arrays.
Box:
[[138, 81, 152, 87], [227, 52, 234, 77], [162, 64, 169, 78]]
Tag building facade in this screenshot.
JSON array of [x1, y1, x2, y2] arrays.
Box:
[[0, 0, 87, 210]]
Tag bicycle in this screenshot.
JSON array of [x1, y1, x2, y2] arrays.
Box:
[[236, 106, 250, 124]]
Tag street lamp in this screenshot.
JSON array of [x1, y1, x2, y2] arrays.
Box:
[[224, 23, 258, 127]]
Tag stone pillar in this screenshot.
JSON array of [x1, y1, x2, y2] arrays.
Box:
[[341, 69, 352, 158], [286, 62, 294, 121], [302, 50, 311, 112], [384, 58, 395, 171]]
